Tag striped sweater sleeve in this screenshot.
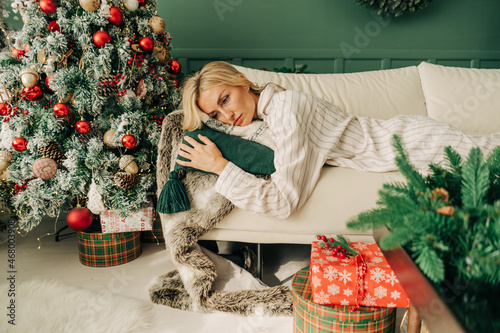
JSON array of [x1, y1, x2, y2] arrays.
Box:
[[215, 90, 326, 219]]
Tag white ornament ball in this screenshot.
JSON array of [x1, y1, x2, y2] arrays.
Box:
[[20, 68, 39, 88], [32, 157, 58, 180], [124, 0, 139, 11], [79, 0, 101, 11], [125, 89, 136, 97], [149, 16, 166, 35]]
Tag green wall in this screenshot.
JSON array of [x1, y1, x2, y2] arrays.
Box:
[[157, 0, 500, 72]]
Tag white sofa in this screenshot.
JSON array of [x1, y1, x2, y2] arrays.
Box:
[[200, 62, 500, 245]]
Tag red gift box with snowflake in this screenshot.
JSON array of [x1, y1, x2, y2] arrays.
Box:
[[310, 241, 409, 308]]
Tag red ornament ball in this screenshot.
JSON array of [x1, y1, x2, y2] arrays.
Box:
[[0, 103, 12, 117], [122, 134, 137, 149], [138, 0, 147, 6], [11, 48, 25, 59], [93, 30, 112, 48], [108, 6, 123, 25], [167, 59, 182, 76], [66, 207, 93, 232], [75, 120, 91, 134], [45, 77, 54, 91], [53, 103, 69, 117], [12, 137, 28, 152], [139, 37, 154, 53], [22, 85, 43, 101], [48, 20, 61, 33], [40, 0, 57, 14]]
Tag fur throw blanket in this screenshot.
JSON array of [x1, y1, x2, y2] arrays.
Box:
[[149, 111, 293, 316]]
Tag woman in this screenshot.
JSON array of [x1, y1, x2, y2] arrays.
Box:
[[176, 61, 500, 219]]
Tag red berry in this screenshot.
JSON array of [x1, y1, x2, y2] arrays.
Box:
[[324, 243, 329, 249], [316, 236, 321, 240], [329, 238, 334, 243], [337, 245, 342, 249], [321, 235, 327, 242]]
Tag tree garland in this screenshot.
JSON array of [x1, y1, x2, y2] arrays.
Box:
[[353, 0, 433, 18]]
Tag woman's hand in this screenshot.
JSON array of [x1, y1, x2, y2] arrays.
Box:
[[176, 135, 229, 175]]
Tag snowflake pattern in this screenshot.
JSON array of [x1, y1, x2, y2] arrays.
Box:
[[362, 293, 376, 306], [327, 283, 340, 295], [326, 255, 337, 262], [340, 299, 350, 306], [352, 243, 368, 251], [311, 265, 320, 274], [387, 302, 397, 307], [315, 290, 330, 304], [370, 267, 386, 283], [374, 286, 387, 299], [385, 271, 399, 286], [343, 288, 353, 297], [391, 290, 401, 300], [338, 269, 352, 284], [371, 257, 383, 264], [323, 266, 338, 281], [311, 275, 322, 288]]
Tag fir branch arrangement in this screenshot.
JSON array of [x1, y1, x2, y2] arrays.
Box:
[[347, 135, 500, 286], [353, 0, 433, 18]]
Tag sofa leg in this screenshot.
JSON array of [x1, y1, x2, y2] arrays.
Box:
[[256, 243, 263, 280]]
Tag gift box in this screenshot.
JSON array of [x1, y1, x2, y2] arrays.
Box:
[[310, 241, 409, 308], [100, 205, 154, 234], [141, 212, 164, 243], [77, 231, 142, 267], [293, 266, 396, 333]]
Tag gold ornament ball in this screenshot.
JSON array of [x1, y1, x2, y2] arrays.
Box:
[[103, 129, 119, 148], [153, 41, 169, 65], [119, 155, 139, 174], [0, 151, 13, 173], [20, 68, 39, 88], [149, 16, 166, 35], [79, 0, 101, 11], [0, 168, 9, 182]]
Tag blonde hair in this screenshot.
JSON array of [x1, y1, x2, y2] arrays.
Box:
[[180, 61, 267, 130]]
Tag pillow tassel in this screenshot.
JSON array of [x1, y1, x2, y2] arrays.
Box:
[[157, 171, 191, 214]]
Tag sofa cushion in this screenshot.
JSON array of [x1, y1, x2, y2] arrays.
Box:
[[201, 166, 405, 244], [418, 62, 500, 134], [233, 65, 427, 120]]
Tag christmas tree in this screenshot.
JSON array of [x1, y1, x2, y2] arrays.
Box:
[[0, 0, 181, 232]]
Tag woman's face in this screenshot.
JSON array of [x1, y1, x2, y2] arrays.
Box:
[[198, 84, 259, 126]]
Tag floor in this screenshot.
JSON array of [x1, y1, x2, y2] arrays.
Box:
[[1, 216, 406, 332]]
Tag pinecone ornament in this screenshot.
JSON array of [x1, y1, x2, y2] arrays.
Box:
[[98, 75, 119, 97], [78, 128, 103, 147], [114, 172, 138, 190], [63, 108, 76, 126], [38, 140, 66, 165]]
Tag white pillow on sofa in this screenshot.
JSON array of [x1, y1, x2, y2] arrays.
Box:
[[233, 65, 427, 120], [418, 62, 500, 134]]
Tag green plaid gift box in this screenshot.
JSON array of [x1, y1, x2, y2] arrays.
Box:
[[77, 231, 142, 267], [292, 266, 396, 333]]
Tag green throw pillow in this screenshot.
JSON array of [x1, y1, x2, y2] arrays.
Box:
[[157, 125, 275, 214]]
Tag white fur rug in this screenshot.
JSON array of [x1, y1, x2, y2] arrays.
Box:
[[0, 279, 153, 333]]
